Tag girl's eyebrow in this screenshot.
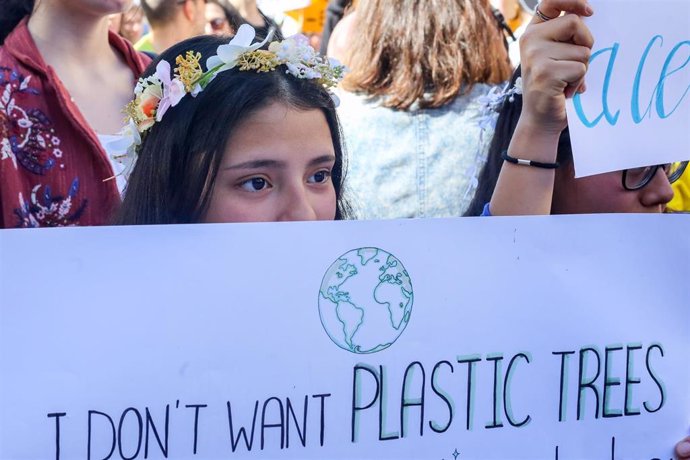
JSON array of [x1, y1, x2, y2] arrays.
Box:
[[224, 159, 282, 170], [223, 155, 336, 170], [308, 155, 336, 167]]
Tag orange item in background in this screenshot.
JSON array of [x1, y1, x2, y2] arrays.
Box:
[[286, 0, 328, 34]]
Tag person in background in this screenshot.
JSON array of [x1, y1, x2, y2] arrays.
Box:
[[324, 0, 356, 62], [320, 0, 352, 54], [227, 0, 282, 40], [336, 0, 512, 219], [119, 1, 146, 44], [495, 0, 534, 66], [108, 1, 146, 44], [136, 0, 206, 54], [465, 67, 686, 216], [0, 0, 151, 228], [491, 0, 529, 32], [205, 0, 243, 36], [470, 1, 687, 217]]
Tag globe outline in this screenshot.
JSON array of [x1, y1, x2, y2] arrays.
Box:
[[318, 247, 414, 354]]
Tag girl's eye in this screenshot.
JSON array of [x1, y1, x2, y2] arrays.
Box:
[[239, 177, 270, 192], [308, 170, 332, 184]]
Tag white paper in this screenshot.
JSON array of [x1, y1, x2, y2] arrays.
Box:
[[566, 0, 690, 177], [1, 215, 689, 459]]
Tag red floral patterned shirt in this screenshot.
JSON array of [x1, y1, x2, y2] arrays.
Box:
[[0, 20, 151, 228]]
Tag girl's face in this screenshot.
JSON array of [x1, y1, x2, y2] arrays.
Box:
[[552, 165, 675, 214], [203, 102, 338, 223]]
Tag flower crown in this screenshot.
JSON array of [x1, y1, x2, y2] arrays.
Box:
[[119, 25, 347, 153]]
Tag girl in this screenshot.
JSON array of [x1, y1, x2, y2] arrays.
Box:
[[0, 0, 151, 228], [114, 26, 350, 224], [468, 0, 686, 217], [466, 68, 686, 216]]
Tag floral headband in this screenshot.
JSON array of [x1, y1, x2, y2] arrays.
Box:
[[118, 25, 347, 154]]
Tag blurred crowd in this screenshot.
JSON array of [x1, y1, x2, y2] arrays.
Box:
[[103, 0, 536, 61], [106, 0, 340, 54]]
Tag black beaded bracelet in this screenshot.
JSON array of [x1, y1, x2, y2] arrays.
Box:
[[501, 150, 560, 169]]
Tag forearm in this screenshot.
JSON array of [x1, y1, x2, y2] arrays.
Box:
[[489, 118, 561, 215]]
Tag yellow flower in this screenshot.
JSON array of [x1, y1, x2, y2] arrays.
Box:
[[175, 51, 204, 92]]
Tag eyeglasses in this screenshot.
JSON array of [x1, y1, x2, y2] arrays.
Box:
[[622, 161, 689, 191], [208, 17, 228, 31]]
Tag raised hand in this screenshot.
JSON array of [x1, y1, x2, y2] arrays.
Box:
[[519, 0, 594, 135]]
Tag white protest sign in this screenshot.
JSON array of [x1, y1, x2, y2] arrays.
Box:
[[1, 215, 689, 459], [566, 0, 690, 177]]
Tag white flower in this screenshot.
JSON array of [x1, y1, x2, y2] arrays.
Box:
[[190, 83, 203, 97], [328, 57, 344, 69], [206, 24, 274, 75], [285, 61, 321, 79], [135, 75, 162, 95], [154, 60, 186, 122], [107, 120, 142, 157], [125, 119, 142, 148], [269, 34, 315, 63]]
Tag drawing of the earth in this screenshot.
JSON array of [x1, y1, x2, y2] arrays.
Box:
[[318, 248, 414, 354]]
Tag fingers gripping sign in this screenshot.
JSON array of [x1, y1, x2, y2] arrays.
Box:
[[677, 436, 690, 460], [520, 0, 595, 135], [531, 0, 594, 24]]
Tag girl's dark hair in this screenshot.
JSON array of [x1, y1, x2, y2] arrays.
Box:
[[114, 35, 351, 225], [464, 67, 572, 216], [0, 0, 34, 45]]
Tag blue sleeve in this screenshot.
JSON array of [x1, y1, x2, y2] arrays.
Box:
[[481, 202, 492, 216]]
